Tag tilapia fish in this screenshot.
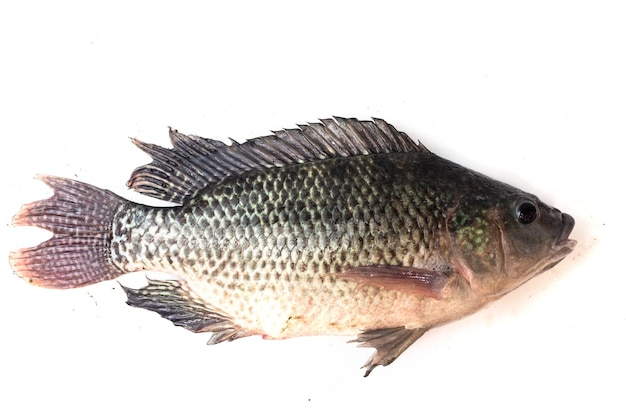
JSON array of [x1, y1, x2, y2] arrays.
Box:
[[10, 118, 576, 376]]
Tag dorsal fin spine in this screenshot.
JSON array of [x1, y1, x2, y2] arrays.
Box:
[[127, 118, 426, 205]]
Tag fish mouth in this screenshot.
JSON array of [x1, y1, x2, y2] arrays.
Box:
[[542, 212, 577, 273], [556, 213, 576, 246]]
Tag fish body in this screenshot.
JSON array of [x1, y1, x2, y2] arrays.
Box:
[[10, 118, 576, 375]]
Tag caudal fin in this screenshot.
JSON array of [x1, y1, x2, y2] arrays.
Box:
[[9, 175, 126, 289]]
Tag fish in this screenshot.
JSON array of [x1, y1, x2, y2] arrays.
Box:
[[9, 117, 576, 376]]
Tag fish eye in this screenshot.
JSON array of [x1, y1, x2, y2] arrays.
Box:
[[516, 200, 538, 225]]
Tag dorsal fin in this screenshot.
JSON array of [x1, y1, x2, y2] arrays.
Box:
[[127, 117, 429, 204]]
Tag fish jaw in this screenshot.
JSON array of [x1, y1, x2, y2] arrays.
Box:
[[537, 212, 577, 275], [508, 210, 576, 282], [489, 210, 576, 298]]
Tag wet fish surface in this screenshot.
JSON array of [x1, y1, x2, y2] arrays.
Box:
[[9, 118, 576, 376]]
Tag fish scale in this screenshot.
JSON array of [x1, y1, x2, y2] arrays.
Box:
[[9, 117, 576, 376], [110, 153, 452, 337]]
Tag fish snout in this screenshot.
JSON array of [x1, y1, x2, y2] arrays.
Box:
[[553, 212, 576, 253], [559, 213, 575, 241]]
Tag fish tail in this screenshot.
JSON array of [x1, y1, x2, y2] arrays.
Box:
[[9, 175, 126, 289]]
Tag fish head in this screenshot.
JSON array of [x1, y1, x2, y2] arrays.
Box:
[[447, 191, 576, 298]]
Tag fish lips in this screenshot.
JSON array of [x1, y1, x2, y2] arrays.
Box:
[[543, 212, 577, 273]]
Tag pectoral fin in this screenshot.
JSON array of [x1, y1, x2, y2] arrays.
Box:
[[353, 327, 428, 377], [337, 265, 448, 299]]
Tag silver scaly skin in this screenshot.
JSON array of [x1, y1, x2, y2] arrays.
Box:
[[111, 153, 482, 338]]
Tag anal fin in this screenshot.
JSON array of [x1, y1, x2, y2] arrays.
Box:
[[352, 327, 428, 377], [121, 279, 252, 344]]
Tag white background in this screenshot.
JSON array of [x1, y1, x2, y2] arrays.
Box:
[[1, 1, 623, 416]]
